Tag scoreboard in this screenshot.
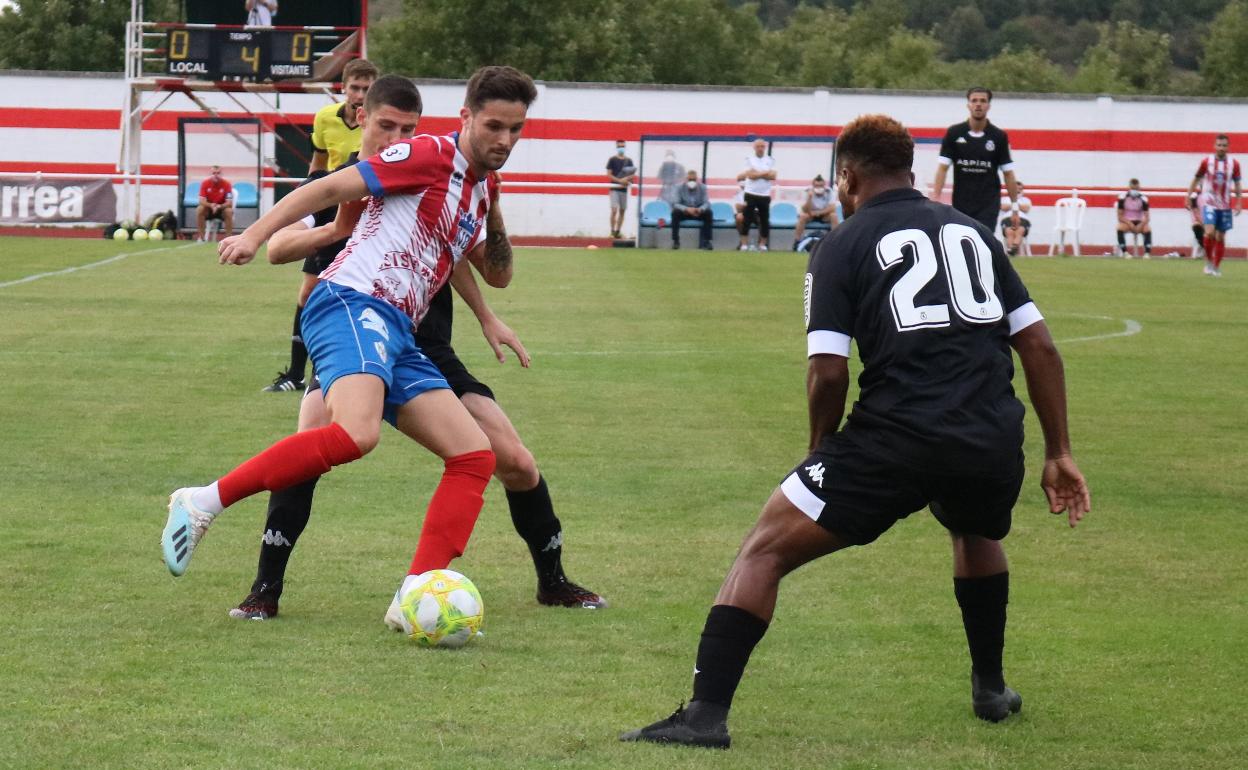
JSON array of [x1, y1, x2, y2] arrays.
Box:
[[166, 28, 316, 80]]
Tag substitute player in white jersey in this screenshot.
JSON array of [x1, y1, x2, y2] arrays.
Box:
[[1187, 134, 1242, 277], [161, 67, 539, 617]]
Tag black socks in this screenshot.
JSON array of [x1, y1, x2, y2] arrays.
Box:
[[288, 304, 308, 382], [254, 477, 319, 589], [691, 604, 770, 709], [953, 571, 1009, 692], [505, 476, 565, 587]]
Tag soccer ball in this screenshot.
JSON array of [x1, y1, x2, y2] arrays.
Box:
[[131, 228, 148, 241], [398, 569, 484, 648], [148, 228, 164, 241], [112, 228, 129, 241]]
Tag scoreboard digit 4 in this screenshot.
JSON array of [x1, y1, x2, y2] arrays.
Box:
[[166, 28, 315, 81]]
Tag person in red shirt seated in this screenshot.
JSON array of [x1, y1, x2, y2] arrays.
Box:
[[196, 166, 234, 242]]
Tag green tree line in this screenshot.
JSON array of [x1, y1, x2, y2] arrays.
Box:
[[3, 0, 1248, 97]]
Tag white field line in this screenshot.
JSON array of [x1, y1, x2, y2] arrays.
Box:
[[0, 243, 198, 289], [539, 316, 1143, 357]]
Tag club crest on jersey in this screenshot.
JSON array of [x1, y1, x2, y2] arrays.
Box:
[[453, 210, 479, 253], [358, 307, 390, 340], [985, 139, 996, 151], [380, 142, 411, 163], [450, 170, 464, 188]]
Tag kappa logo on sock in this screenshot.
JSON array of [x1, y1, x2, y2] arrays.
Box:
[[805, 462, 826, 488], [541, 531, 563, 552], [261, 529, 292, 547], [358, 307, 389, 341]]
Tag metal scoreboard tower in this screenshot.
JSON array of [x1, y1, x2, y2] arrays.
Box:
[[119, 0, 367, 222]]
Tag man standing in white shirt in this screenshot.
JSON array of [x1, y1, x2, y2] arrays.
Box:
[[737, 138, 776, 251], [245, 0, 277, 26]]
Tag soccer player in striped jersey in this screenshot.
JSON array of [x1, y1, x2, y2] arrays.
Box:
[[161, 66, 538, 617], [1186, 134, 1241, 277]]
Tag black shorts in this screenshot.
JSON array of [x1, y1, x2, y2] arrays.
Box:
[[301, 251, 335, 276], [306, 341, 495, 402], [779, 434, 1024, 545], [419, 341, 495, 400]]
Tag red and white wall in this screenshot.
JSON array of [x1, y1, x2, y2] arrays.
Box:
[[1, 69, 1244, 250]]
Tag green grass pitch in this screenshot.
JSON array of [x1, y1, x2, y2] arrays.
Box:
[[0, 237, 1244, 768]]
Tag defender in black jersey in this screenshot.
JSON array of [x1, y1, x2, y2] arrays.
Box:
[[622, 114, 1089, 750], [932, 87, 1018, 231]]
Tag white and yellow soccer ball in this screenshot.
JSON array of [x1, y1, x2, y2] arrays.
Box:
[[112, 228, 129, 241], [148, 228, 164, 241], [399, 569, 484, 648], [131, 228, 148, 241]]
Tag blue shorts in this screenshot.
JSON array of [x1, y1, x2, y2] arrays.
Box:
[[301, 281, 449, 425], [1202, 207, 1234, 232]]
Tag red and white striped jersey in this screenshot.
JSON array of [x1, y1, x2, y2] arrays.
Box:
[[320, 133, 494, 325], [1196, 154, 1241, 210]]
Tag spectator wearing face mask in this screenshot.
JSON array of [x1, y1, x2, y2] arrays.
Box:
[[606, 139, 637, 239], [794, 174, 838, 244], [1116, 178, 1152, 259], [671, 169, 713, 250]]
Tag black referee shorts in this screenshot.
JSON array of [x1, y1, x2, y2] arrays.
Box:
[[778, 433, 1024, 545]]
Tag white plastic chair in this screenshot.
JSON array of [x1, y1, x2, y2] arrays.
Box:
[[1048, 192, 1086, 256]]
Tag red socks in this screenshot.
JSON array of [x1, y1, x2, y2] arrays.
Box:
[[1204, 234, 1215, 262], [1213, 239, 1226, 268], [408, 450, 497, 575], [217, 423, 363, 508]]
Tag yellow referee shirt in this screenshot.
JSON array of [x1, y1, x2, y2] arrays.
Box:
[[311, 102, 362, 170]]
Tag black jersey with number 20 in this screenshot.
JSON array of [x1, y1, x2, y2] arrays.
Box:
[[804, 188, 1043, 473]]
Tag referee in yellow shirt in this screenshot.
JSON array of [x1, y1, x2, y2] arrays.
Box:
[[308, 59, 378, 173], [263, 59, 378, 392]]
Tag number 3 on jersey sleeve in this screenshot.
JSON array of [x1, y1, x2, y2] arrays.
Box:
[[877, 223, 1003, 332]]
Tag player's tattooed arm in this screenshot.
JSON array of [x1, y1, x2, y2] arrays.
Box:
[[806, 355, 849, 452]]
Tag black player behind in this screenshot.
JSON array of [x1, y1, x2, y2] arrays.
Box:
[[621, 114, 1090, 749], [932, 87, 1018, 231], [230, 77, 604, 619]]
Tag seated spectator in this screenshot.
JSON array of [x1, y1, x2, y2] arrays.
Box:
[[671, 170, 713, 250], [999, 181, 1031, 256], [1116, 178, 1151, 258], [196, 165, 234, 242], [794, 174, 838, 244]]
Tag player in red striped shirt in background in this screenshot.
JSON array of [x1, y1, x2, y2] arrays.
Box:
[[1187, 134, 1241, 277]]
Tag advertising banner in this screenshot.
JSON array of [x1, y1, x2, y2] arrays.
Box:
[[0, 177, 117, 225]]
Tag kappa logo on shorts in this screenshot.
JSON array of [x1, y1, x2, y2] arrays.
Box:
[[805, 461, 826, 488], [374, 341, 387, 363], [380, 142, 411, 163], [358, 307, 389, 341]]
